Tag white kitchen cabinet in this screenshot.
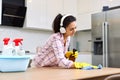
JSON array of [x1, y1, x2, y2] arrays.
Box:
[[25, 0, 77, 30], [77, 0, 103, 31], [25, 0, 48, 30], [77, 0, 102, 14], [25, 0, 63, 30], [46, 0, 63, 30], [45, 0, 77, 30], [63, 0, 77, 16], [0, 0, 2, 24], [77, 13, 91, 31]]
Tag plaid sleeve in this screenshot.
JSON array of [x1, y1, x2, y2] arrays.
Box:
[[52, 38, 73, 68]]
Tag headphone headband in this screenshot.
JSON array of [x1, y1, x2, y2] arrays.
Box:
[[60, 14, 72, 27]]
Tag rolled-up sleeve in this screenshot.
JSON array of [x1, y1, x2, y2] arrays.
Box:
[[52, 37, 73, 68]]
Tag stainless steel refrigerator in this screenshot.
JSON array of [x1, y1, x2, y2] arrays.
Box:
[[92, 8, 120, 68]]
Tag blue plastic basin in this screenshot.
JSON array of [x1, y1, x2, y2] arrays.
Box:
[[0, 55, 30, 72]]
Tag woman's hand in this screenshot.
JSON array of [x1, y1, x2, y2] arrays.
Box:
[[65, 49, 78, 62]]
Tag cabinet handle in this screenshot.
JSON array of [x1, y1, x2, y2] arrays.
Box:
[[3, 14, 24, 18]]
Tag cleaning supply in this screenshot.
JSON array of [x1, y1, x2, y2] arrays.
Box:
[[65, 49, 78, 61], [0, 55, 30, 72], [82, 64, 103, 70], [74, 62, 103, 70], [0, 38, 30, 72], [3, 38, 10, 45], [2, 37, 14, 56], [13, 38, 25, 56]]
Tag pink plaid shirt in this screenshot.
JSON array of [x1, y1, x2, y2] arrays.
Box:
[[32, 32, 73, 68]]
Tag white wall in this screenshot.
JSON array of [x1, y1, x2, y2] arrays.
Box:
[[0, 26, 53, 53]]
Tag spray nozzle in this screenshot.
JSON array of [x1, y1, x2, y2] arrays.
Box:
[[3, 37, 10, 45], [73, 48, 77, 54], [13, 38, 23, 46]]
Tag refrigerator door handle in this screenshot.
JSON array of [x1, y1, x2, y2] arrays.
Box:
[[102, 22, 105, 67], [102, 22, 108, 67], [105, 22, 108, 67]]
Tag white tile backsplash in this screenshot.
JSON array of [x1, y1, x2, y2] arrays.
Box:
[[75, 53, 92, 64], [75, 30, 92, 52], [0, 26, 53, 53]]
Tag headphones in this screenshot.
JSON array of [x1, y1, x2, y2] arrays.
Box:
[[60, 14, 72, 33]]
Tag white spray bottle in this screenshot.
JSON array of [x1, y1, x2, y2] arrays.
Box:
[[13, 38, 25, 56], [2, 37, 14, 56]]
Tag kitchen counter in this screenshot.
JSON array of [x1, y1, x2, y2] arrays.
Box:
[[0, 67, 120, 80]]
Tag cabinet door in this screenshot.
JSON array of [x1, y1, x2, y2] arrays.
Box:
[[26, 0, 48, 30], [77, 13, 91, 31], [26, 0, 77, 30], [46, 0, 63, 30], [63, 0, 77, 16], [0, 0, 2, 24], [26, 0, 63, 30]]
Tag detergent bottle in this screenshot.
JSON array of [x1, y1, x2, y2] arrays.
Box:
[[2, 37, 14, 55], [13, 38, 25, 56], [69, 49, 77, 62]]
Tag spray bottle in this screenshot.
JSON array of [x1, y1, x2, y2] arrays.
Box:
[[3, 38, 10, 45], [13, 38, 25, 56], [2, 37, 14, 55]]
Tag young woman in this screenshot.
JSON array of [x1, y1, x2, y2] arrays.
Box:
[[31, 14, 102, 69]]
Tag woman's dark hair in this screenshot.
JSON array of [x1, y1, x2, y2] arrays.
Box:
[[52, 13, 76, 33]]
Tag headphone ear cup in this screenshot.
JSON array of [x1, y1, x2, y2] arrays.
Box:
[[60, 27, 66, 33]]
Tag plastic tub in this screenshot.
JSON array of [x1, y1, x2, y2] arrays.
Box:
[[0, 55, 30, 72]]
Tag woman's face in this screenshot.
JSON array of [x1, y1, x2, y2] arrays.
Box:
[[65, 21, 77, 37]]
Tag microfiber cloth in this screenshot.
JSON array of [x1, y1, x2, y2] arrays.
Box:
[[81, 64, 103, 70]]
